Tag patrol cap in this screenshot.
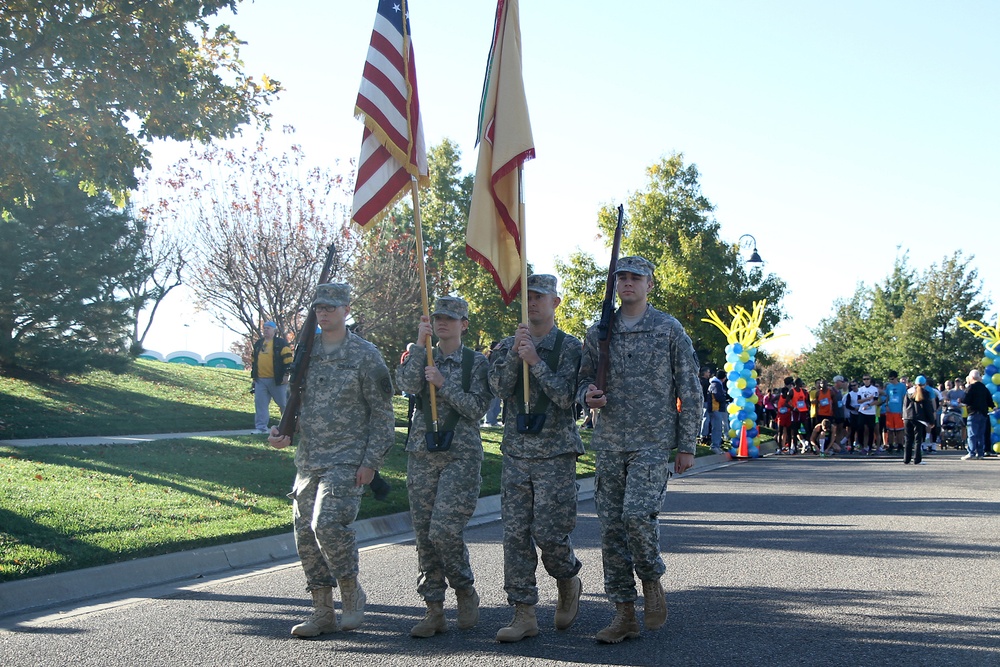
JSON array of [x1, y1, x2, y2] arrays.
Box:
[[526, 274, 558, 295], [432, 296, 469, 320], [312, 283, 351, 308], [614, 255, 655, 277]]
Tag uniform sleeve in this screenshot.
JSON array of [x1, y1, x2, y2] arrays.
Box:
[[670, 322, 703, 455], [395, 344, 427, 395], [576, 327, 599, 406], [360, 350, 397, 471], [438, 352, 492, 422], [487, 338, 518, 400], [530, 334, 582, 410]]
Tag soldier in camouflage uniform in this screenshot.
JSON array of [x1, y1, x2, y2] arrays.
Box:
[[268, 283, 395, 638], [576, 256, 702, 644], [395, 296, 491, 638], [488, 274, 585, 642]]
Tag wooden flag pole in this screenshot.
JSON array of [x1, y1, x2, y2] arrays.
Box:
[[518, 164, 530, 412], [410, 176, 439, 430]]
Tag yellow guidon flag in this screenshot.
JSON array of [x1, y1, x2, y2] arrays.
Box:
[[466, 0, 534, 305]]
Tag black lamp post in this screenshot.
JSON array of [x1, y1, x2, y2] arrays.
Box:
[[738, 234, 763, 266]]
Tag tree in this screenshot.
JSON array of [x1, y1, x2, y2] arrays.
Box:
[[147, 136, 351, 346], [120, 211, 187, 355], [0, 1, 280, 206], [0, 177, 142, 372], [559, 153, 787, 369], [553, 251, 604, 340]]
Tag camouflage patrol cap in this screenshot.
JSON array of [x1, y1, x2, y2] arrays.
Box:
[[526, 274, 558, 295], [614, 255, 655, 277], [312, 282, 350, 308], [432, 296, 469, 320]]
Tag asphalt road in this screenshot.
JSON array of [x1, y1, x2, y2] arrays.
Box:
[[3, 451, 998, 667]]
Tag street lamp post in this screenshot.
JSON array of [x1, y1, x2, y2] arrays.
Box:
[[738, 234, 764, 266]]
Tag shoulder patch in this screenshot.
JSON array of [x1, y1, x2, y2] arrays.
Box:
[[378, 374, 394, 397]]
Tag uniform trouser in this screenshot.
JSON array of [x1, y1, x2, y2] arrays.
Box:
[[595, 448, 671, 603], [407, 450, 481, 601], [254, 378, 287, 430], [903, 419, 925, 464], [501, 453, 582, 606], [291, 467, 364, 591]]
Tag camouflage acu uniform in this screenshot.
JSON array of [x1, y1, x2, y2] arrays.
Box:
[[489, 326, 584, 606], [291, 332, 395, 591], [396, 343, 491, 602], [576, 304, 702, 603]]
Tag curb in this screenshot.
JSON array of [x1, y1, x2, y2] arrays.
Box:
[[0, 430, 260, 448], [0, 451, 746, 619]]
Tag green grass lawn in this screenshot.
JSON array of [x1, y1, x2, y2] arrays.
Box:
[[0, 361, 726, 584]]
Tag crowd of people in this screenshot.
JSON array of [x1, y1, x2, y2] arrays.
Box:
[[699, 368, 997, 463]]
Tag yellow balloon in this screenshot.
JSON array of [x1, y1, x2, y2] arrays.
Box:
[[749, 394, 759, 404], [743, 418, 754, 429], [724, 362, 735, 372], [751, 370, 758, 379], [727, 403, 740, 414], [736, 378, 747, 389], [728, 429, 737, 438], [739, 351, 750, 362]]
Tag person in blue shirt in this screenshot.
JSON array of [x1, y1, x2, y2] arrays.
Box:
[[883, 371, 907, 453]]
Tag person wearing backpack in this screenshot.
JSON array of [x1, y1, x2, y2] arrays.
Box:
[[708, 369, 730, 453]]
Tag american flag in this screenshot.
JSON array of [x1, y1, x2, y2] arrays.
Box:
[[352, 0, 428, 228]]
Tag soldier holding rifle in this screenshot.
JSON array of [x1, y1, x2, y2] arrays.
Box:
[[268, 282, 395, 638], [577, 255, 702, 644]]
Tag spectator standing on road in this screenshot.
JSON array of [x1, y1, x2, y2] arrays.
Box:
[[488, 274, 585, 642], [884, 371, 906, 453], [698, 366, 713, 444], [577, 256, 702, 644], [396, 297, 491, 637], [251, 321, 293, 433], [856, 374, 880, 454], [267, 283, 395, 638], [903, 376, 934, 465], [708, 369, 729, 453], [961, 369, 996, 460]]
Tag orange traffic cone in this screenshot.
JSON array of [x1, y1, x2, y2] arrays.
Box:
[[737, 425, 749, 458]]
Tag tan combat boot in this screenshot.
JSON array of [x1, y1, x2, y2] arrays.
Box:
[[554, 576, 582, 630], [641, 578, 667, 630], [338, 576, 367, 631], [455, 586, 480, 629], [410, 600, 447, 638], [495, 603, 539, 642], [290, 587, 339, 638], [595, 602, 640, 644]]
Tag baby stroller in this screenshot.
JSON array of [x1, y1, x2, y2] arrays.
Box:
[[939, 409, 965, 449]]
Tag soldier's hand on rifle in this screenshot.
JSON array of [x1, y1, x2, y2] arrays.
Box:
[[514, 324, 541, 366], [585, 383, 608, 409], [355, 466, 375, 487], [415, 316, 433, 348], [424, 365, 444, 389], [267, 427, 291, 450]]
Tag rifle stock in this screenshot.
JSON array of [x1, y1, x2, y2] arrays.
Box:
[[594, 205, 624, 392], [277, 244, 338, 439]]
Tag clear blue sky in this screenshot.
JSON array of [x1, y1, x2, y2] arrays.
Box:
[[142, 0, 1000, 358]]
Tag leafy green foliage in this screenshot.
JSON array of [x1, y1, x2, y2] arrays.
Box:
[[559, 154, 787, 368], [798, 252, 992, 382], [0, 0, 280, 206], [0, 177, 147, 372]]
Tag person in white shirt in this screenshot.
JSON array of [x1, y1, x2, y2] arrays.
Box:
[[855, 374, 880, 455]]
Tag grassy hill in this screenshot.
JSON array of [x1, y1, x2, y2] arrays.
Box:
[[1, 359, 265, 439]]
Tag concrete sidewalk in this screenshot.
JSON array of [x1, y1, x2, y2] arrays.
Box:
[[0, 450, 744, 619], [0, 430, 262, 447]]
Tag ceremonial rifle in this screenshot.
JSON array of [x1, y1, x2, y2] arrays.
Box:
[[594, 204, 624, 392], [277, 244, 338, 439]]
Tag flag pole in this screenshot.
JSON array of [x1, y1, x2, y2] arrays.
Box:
[[409, 176, 439, 431], [519, 164, 530, 412]]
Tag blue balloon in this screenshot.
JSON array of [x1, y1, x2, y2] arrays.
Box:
[[748, 411, 758, 421], [742, 388, 754, 398], [725, 344, 735, 354], [728, 370, 740, 382], [744, 360, 755, 371], [987, 382, 998, 394], [992, 432, 1000, 444], [986, 364, 998, 376], [747, 347, 757, 357], [747, 378, 758, 389], [749, 446, 760, 458], [993, 392, 1000, 405], [737, 409, 748, 420], [732, 343, 743, 353], [733, 361, 745, 373], [729, 446, 739, 457], [748, 427, 759, 438], [735, 396, 747, 408]]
